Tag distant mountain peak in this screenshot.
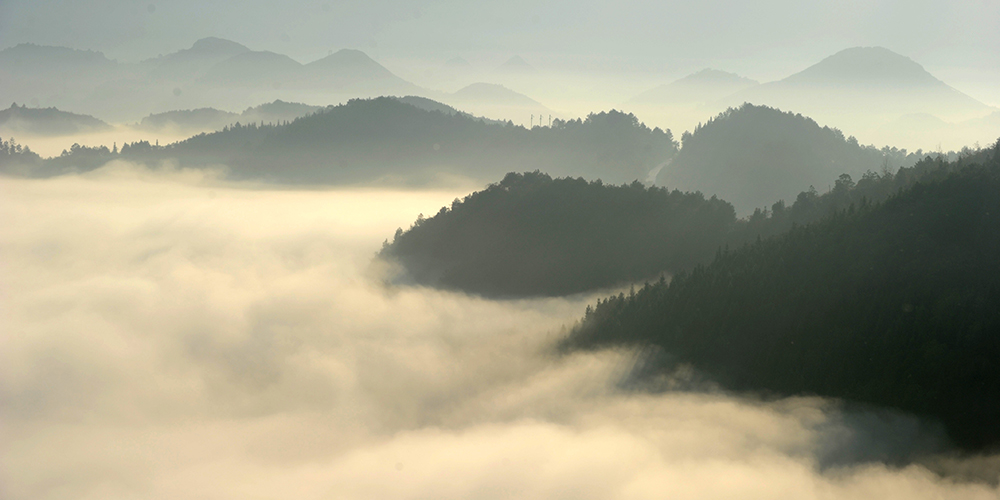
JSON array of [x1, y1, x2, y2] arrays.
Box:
[[498, 55, 535, 73], [188, 37, 250, 55], [784, 46, 939, 86], [630, 68, 758, 104], [682, 68, 759, 85], [311, 48, 379, 67]]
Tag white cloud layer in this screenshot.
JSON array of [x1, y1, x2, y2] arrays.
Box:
[[1, 163, 997, 499]]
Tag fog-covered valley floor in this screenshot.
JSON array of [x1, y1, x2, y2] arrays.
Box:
[[1, 164, 998, 500]]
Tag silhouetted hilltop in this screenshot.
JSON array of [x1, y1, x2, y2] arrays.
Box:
[[395, 96, 463, 115], [656, 104, 922, 214], [449, 83, 544, 108], [143, 37, 251, 82], [0, 103, 111, 135], [784, 47, 947, 86], [0, 136, 43, 175], [729, 47, 991, 122], [198, 50, 303, 87], [0, 39, 425, 122], [498, 55, 535, 73], [39, 97, 677, 185], [379, 171, 735, 297], [632, 69, 759, 105], [565, 145, 1000, 451], [241, 100, 321, 123], [136, 100, 320, 132], [301, 49, 419, 94], [0, 43, 114, 74], [136, 108, 238, 131]]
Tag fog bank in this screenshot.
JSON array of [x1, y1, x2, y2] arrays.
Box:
[[0, 164, 997, 499]]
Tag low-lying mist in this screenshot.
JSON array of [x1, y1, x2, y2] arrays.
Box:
[[1, 163, 997, 500]]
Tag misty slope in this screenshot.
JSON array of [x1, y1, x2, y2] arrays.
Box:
[[727, 47, 992, 122], [304, 49, 419, 93], [135, 100, 321, 132], [380, 171, 735, 297], [631, 69, 759, 105], [375, 144, 989, 299], [143, 37, 251, 82], [0, 103, 111, 135], [0, 39, 425, 121], [656, 104, 921, 213], [42, 97, 676, 185], [566, 148, 1000, 451]]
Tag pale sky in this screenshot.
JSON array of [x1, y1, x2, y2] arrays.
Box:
[[2, 0, 997, 81]]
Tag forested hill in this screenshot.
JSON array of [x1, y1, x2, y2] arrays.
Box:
[[657, 103, 925, 214], [564, 147, 1000, 451], [27, 97, 678, 186], [376, 143, 993, 299], [379, 171, 736, 297]]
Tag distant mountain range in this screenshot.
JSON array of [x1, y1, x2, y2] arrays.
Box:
[[631, 47, 998, 149], [727, 47, 990, 121], [631, 69, 759, 106], [655, 103, 928, 214], [0, 103, 111, 136], [8, 97, 675, 186], [135, 100, 322, 132], [0, 38, 552, 124]]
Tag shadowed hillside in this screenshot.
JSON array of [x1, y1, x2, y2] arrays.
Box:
[[24, 97, 678, 186], [566, 144, 1000, 452], [379, 171, 735, 297], [656, 104, 924, 214], [0, 103, 111, 135]]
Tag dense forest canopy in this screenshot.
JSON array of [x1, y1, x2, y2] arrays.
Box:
[[2, 97, 678, 186], [657, 103, 929, 214], [379, 140, 991, 298], [564, 143, 1000, 451], [380, 171, 734, 297]]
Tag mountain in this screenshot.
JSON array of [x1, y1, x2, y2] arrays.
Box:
[[198, 50, 303, 87], [565, 148, 1000, 452], [136, 100, 321, 132], [631, 69, 759, 105], [498, 55, 535, 74], [0, 103, 111, 136], [450, 82, 541, 107], [379, 171, 735, 297], [727, 47, 992, 122], [241, 100, 321, 123], [444, 57, 471, 68], [0, 44, 123, 109], [143, 37, 251, 82], [303, 49, 418, 93], [0, 43, 115, 76], [655, 104, 921, 214], [444, 83, 551, 124], [135, 108, 239, 132], [42, 97, 678, 186]]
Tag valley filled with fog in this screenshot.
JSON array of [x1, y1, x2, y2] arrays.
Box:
[[2, 165, 998, 499], [3, 1, 1000, 498]]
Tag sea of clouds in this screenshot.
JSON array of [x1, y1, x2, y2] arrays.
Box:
[[1, 162, 997, 500]]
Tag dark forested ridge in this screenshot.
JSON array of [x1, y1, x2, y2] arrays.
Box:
[[379, 171, 735, 297], [656, 103, 927, 213], [565, 145, 1000, 451], [378, 142, 991, 298], [10, 97, 677, 186]]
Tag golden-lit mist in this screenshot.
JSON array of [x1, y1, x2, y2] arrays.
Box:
[[1, 164, 997, 500]]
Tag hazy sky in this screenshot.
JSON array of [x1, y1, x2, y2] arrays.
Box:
[[2, 0, 998, 81]]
